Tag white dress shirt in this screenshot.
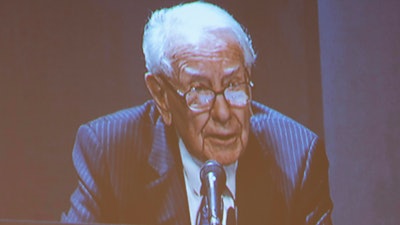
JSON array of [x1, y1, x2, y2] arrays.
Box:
[[179, 138, 237, 225]]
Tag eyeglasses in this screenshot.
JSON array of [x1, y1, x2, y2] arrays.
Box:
[[159, 75, 253, 112]]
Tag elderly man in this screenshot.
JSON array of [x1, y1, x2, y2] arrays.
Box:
[[62, 1, 333, 225]]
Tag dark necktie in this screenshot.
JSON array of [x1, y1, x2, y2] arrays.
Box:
[[226, 207, 237, 225]]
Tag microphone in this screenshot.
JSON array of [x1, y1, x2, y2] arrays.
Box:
[[200, 160, 226, 225]]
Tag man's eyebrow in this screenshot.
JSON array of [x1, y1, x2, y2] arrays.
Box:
[[181, 66, 202, 76], [223, 65, 240, 75], [182, 64, 241, 76]]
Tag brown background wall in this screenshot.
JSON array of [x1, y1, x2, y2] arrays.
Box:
[[0, 0, 398, 225]]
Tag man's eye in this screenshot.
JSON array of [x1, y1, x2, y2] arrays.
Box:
[[227, 82, 241, 88], [190, 85, 209, 92]]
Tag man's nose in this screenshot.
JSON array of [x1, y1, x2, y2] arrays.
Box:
[[210, 94, 231, 124]]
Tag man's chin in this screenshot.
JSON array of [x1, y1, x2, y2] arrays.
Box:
[[211, 151, 241, 165]]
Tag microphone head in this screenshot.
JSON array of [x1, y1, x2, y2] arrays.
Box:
[[200, 160, 227, 194]]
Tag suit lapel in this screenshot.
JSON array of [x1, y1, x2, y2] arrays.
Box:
[[236, 132, 287, 225], [146, 118, 190, 225]]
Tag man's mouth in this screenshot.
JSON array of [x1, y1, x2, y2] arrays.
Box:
[[206, 133, 238, 145], [213, 133, 235, 140]]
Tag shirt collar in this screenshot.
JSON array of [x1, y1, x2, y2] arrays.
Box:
[[179, 138, 238, 199]]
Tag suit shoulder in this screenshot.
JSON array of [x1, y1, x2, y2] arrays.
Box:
[[250, 101, 317, 140], [86, 100, 159, 129], [77, 100, 159, 155], [250, 101, 319, 162]]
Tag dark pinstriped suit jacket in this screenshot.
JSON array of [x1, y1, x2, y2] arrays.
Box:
[[62, 100, 333, 225]]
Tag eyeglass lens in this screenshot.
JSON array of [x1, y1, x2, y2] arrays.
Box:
[[186, 84, 251, 111]]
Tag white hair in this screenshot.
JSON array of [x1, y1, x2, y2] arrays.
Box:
[[142, 1, 256, 77]]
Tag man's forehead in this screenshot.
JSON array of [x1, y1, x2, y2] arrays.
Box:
[[172, 43, 245, 75]]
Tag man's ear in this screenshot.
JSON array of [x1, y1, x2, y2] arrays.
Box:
[[145, 73, 172, 125]]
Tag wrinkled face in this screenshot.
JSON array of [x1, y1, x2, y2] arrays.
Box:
[[163, 31, 252, 165]]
